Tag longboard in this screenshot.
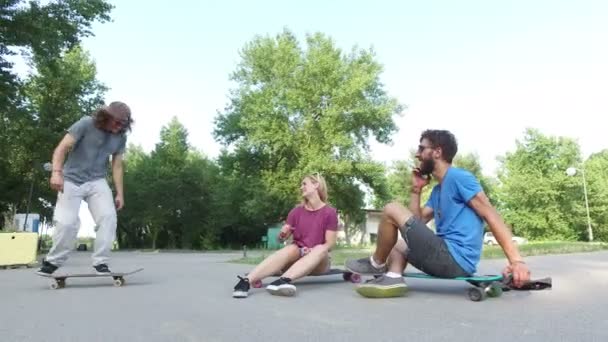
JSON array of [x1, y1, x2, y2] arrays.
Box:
[[401, 272, 504, 301], [37, 268, 144, 289], [400, 273, 552, 299], [250, 268, 362, 288], [353, 270, 504, 301]]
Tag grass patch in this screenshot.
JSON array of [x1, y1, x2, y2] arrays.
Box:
[[482, 241, 608, 259], [229, 241, 608, 265]]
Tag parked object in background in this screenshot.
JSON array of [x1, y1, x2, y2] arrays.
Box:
[[484, 232, 527, 245]]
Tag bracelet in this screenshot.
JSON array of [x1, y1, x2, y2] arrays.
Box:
[[511, 260, 526, 265], [52, 170, 62, 173]]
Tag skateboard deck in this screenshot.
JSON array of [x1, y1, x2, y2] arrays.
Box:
[[250, 268, 362, 288], [401, 272, 504, 301], [37, 268, 144, 289], [352, 269, 505, 302]]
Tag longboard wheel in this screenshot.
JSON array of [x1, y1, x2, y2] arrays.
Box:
[[349, 273, 362, 283], [113, 277, 124, 287], [252, 280, 262, 288], [51, 280, 65, 290], [487, 282, 503, 298], [467, 287, 487, 302]]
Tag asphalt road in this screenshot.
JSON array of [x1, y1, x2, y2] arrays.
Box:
[[1, 250, 607, 341]]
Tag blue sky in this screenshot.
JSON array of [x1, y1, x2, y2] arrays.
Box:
[[77, 0, 607, 177]]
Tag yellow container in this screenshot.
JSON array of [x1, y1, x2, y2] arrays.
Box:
[[0, 232, 38, 266]]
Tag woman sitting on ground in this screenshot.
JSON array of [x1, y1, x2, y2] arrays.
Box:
[[232, 174, 339, 298]]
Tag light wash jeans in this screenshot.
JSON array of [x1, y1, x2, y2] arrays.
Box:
[[45, 179, 117, 267]]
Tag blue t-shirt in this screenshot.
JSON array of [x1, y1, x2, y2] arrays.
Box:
[[425, 167, 484, 275]]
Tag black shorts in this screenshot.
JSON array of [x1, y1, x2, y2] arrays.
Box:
[[399, 217, 470, 278]]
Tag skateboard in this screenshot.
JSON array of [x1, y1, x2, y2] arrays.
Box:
[[350, 270, 504, 301], [400, 272, 505, 302], [250, 268, 362, 288], [37, 268, 144, 289]]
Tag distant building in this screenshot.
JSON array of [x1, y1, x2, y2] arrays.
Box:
[[337, 208, 436, 245], [13, 213, 40, 233]]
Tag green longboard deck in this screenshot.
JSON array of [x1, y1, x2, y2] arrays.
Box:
[[403, 272, 503, 282]]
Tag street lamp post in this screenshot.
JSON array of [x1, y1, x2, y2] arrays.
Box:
[[566, 166, 593, 242]]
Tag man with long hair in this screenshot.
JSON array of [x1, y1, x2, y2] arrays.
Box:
[[37, 102, 133, 275]]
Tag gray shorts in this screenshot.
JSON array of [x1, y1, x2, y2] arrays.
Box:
[[399, 217, 470, 278]]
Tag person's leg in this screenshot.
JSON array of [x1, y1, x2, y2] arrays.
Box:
[[264, 245, 332, 297], [386, 238, 408, 274], [246, 244, 301, 283], [309, 252, 331, 275], [399, 217, 469, 278], [345, 202, 414, 274], [85, 179, 117, 272], [356, 218, 470, 298], [281, 245, 329, 280], [232, 244, 300, 298], [39, 181, 83, 274], [355, 238, 410, 298]]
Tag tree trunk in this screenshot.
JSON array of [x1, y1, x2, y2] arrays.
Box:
[[343, 214, 352, 246], [152, 228, 159, 250]]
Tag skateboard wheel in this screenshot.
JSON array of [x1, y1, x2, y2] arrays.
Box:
[[342, 272, 351, 281], [467, 287, 486, 302], [349, 273, 362, 283], [51, 280, 64, 289], [252, 280, 262, 288], [113, 278, 124, 287], [487, 282, 503, 298]]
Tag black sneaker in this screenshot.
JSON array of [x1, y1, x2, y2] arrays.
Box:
[[266, 277, 296, 297], [36, 260, 58, 276], [93, 264, 111, 275], [233, 276, 250, 298]]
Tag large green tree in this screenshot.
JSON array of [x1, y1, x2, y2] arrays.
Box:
[[213, 29, 402, 245], [1, 0, 112, 227], [1, 0, 112, 94], [495, 128, 585, 240], [577, 150, 608, 242], [119, 118, 221, 249], [2, 45, 107, 226]]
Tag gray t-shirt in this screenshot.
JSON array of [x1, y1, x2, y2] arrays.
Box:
[[62, 116, 127, 185]]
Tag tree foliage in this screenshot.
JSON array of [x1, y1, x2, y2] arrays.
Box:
[[0, 0, 112, 227], [3, 17, 607, 247], [213, 29, 402, 245], [495, 128, 586, 240]]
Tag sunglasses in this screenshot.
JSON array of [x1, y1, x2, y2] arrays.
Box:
[[110, 116, 127, 127], [417, 144, 433, 153]]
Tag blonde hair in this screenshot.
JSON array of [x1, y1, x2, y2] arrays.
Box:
[[302, 173, 328, 204]]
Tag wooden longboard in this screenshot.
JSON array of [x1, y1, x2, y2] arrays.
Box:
[[37, 268, 144, 289]]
